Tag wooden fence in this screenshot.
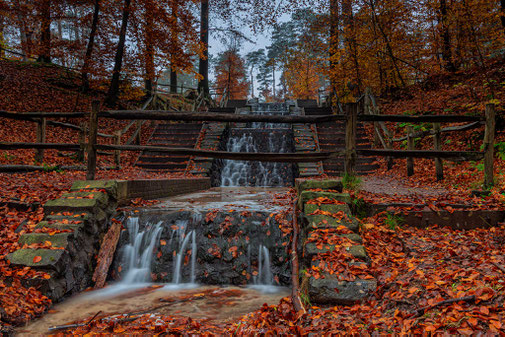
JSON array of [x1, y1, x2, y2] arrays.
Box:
[[0, 101, 497, 187]]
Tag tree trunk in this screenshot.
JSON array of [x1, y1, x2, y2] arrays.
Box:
[[272, 62, 276, 101], [38, 0, 51, 63], [343, 0, 363, 95], [81, 0, 100, 93], [369, 0, 405, 87], [329, 0, 339, 96], [198, 0, 209, 96], [170, 66, 177, 94], [250, 67, 255, 97], [440, 0, 456, 72], [501, 0, 505, 34], [144, 3, 155, 97], [13, 0, 29, 60], [0, 16, 5, 58], [170, 1, 179, 94], [105, 0, 132, 107]]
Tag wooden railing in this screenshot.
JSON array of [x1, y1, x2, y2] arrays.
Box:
[[0, 101, 497, 187]]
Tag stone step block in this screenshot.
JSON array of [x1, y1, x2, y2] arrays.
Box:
[[70, 180, 117, 196], [304, 214, 359, 232], [44, 195, 108, 215], [304, 203, 351, 216], [7, 249, 69, 272], [299, 191, 352, 209], [308, 274, 377, 304], [19, 233, 73, 248], [296, 180, 343, 193], [35, 221, 83, 232], [304, 243, 367, 260]]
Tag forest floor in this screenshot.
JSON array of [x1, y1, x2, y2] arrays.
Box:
[[0, 59, 504, 334]]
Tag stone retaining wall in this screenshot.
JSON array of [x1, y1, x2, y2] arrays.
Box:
[[7, 178, 210, 302]]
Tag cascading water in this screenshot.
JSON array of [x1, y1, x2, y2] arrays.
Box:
[[167, 212, 201, 287], [254, 245, 273, 286], [220, 103, 295, 187], [121, 218, 163, 284]]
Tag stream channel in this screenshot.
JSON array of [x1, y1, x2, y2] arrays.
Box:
[[19, 104, 296, 335]]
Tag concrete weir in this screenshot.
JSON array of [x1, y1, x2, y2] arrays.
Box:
[[111, 188, 293, 287]]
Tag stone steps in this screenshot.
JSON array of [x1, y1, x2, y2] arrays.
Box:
[[136, 122, 204, 173], [296, 179, 377, 305], [186, 122, 227, 176], [6, 180, 120, 301], [292, 123, 324, 177]]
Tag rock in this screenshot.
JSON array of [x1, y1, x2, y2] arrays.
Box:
[[308, 274, 377, 304], [305, 214, 360, 232], [298, 191, 352, 210], [304, 203, 351, 216], [70, 180, 118, 198], [304, 243, 367, 260], [7, 249, 68, 272], [296, 180, 343, 193], [18, 233, 72, 248]]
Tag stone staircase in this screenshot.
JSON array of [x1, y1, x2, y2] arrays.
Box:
[[186, 122, 227, 176], [293, 123, 324, 177], [296, 180, 376, 304], [136, 122, 203, 173], [7, 181, 118, 301], [317, 121, 379, 175], [296, 106, 379, 177]]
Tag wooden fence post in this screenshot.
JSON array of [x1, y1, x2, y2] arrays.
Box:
[[86, 101, 99, 180], [434, 123, 444, 181], [484, 103, 496, 188], [407, 125, 414, 176], [135, 120, 142, 145], [35, 118, 46, 163], [114, 130, 121, 169], [345, 103, 357, 176], [78, 122, 86, 162]]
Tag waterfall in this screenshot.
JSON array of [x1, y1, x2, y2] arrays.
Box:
[[255, 245, 273, 286], [172, 230, 197, 285], [220, 103, 293, 187], [168, 213, 201, 286], [121, 218, 163, 285]]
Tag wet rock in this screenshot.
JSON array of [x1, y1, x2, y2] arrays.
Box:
[[116, 209, 292, 287]]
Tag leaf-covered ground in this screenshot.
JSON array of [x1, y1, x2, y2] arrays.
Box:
[[44, 212, 505, 335], [1, 57, 505, 333]]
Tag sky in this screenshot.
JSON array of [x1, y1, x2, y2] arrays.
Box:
[[208, 13, 291, 98]]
